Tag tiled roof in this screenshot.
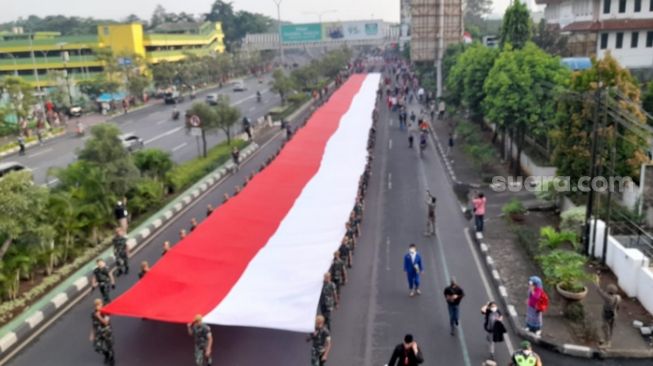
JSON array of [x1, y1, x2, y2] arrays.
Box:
[[562, 18, 653, 32]]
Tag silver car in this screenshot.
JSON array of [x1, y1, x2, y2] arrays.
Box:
[[232, 79, 247, 92], [206, 93, 219, 105], [119, 133, 144, 152]]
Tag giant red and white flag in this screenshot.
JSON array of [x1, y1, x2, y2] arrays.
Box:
[[103, 73, 381, 333]]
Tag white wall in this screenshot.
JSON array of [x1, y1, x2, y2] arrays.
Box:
[[590, 219, 653, 315], [599, 0, 653, 20]]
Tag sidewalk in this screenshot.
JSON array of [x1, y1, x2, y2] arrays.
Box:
[[428, 112, 653, 358]]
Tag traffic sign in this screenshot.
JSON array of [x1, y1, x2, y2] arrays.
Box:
[[189, 115, 201, 127], [190, 127, 202, 137]]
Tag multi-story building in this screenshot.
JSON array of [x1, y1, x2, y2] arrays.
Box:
[[400, 0, 412, 50], [537, 0, 653, 69], [0, 22, 225, 89]]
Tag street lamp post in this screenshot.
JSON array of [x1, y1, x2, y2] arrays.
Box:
[[57, 42, 73, 106], [272, 0, 284, 66]]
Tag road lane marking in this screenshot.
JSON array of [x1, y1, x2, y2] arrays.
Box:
[[27, 148, 53, 158], [385, 237, 391, 271], [144, 126, 184, 145], [172, 142, 188, 152], [248, 106, 256, 112], [46, 178, 60, 187], [156, 119, 167, 125], [388, 139, 392, 150], [387, 172, 392, 190]]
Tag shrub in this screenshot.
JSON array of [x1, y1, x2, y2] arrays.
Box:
[[539, 226, 578, 251], [537, 250, 590, 293], [513, 226, 540, 259], [560, 206, 586, 234], [166, 139, 247, 192], [127, 178, 165, 217], [535, 178, 561, 203], [502, 198, 526, 216]]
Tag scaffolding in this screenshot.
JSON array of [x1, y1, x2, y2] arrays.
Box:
[[410, 0, 463, 62]]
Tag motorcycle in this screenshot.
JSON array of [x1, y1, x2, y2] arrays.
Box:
[[256, 92, 262, 103], [172, 109, 180, 120], [76, 122, 85, 137]]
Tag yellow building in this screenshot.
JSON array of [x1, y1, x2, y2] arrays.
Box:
[[0, 22, 225, 88]]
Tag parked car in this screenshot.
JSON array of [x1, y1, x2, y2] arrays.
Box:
[[164, 91, 184, 104], [119, 133, 144, 152], [232, 79, 247, 92], [68, 106, 83, 117], [0, 162, 31, 180], [206, 93, 219, 105]]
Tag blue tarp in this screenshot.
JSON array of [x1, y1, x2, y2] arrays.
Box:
[[561, 57, 592, 71], [96, 92, 127, 103]]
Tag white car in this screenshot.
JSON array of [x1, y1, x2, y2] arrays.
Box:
[[0, 161, 31, 180], [232, 79, 247, 92], [119, 133, 144, 152], [206, 93, 219, 105]]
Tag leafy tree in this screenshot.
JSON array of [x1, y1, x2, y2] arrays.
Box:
[[0, 171, 53, 265], [127, 178, 165, 217], [188, 102, 217, 158], [1, 77, 35, 119], [271, 69, 296, 105], [77, 76, 120, 100], [150, 4, 168, 29], [643, 82, 653, 126], [551, 53, 648, 183], [499, 0, 531, 50], [532, 19, 569, 56], [213, 95, 241, 144], [133, 148, 174, 182], [127, 73, 151, 100], [47, 191, 85, 263], [464, 0, 493, 28], [446, 44, 499, 117], [205, 0, 275, 50], [483, 43, 570, 175], [1, 15, 115, 36], [151, 61, 178, 88], [77, 123, 140, 197]]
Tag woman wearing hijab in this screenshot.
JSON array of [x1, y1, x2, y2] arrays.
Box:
[[526, 276, 544, 336]]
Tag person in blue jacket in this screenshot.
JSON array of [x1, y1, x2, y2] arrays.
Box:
[[403, 243, 423, 297]]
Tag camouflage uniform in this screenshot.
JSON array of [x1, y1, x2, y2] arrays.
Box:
[[329, 258, 346, 295], [93, 267, 112, 303], [112, 235, 129, 276], [309, 326, 331, 366], [191, 322, 212, 366], [319, 281, 338, 330], [339, 241, 352, 268], [91, 311, 114, 365]]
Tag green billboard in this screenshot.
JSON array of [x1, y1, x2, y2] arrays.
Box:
[[280, 23, 323, 44]]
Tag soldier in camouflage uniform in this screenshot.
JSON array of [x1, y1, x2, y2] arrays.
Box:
[[187, 315, 213, 366], [112, 227, 130, 276], [307, 315, 331, 366], [90, 299, 115, 365], [319, 272, 339, 330], [339, 238, 353, 269], [91, 259, 115, 303], [329, 251, 347, 296]]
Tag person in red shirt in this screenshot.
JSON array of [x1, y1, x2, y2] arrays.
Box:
[[472, 193, 487, 236]]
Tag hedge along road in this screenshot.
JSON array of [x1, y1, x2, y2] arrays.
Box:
[[3, 91, 320, 365], [8, 71, 280, 186]]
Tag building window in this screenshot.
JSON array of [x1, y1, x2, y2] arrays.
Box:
[[103, 26, 109, 36], [634, 0, 641, 11], [631, 31, 639, 47], [616, 32, 624, 48], [650, 0, 653, 11], [600, 33, 609, 49], [618, 0, 626, 13], [647, 31, 653, 47], [603, 0, 611, 13]]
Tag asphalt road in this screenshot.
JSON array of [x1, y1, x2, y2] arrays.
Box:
[[3, 60, 313, 186], [7, 74, 652, 366]]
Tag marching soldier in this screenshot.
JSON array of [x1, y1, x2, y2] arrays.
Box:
[[307, 315, 331, 366], [112, 227, 129, 276], [329, 251, 347, 296], [91, 259, 115, 303], [187, 315, 213, 366], [319, 272, 339, 330], [90, 299, 115, 365]]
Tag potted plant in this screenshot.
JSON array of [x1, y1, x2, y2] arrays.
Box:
[[502, 198, 526, 222], [538, 250, 590, 300]]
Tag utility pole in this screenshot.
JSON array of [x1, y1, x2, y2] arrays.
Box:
[[583, 84, 603, 255], [273, 0, 285, 66], [436, 0, 445, 99]]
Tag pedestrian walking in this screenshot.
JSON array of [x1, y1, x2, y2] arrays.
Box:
[[596, 281, 621, 347], [525, 276, 548, 336], [307, 315, 331, 366], [386, 334, 424, 366], [472, 193, 487, 236], [319, 273, 339, 330], [438, 100, 446, 120], [231, 147, 240, 171], [444, 278, 465, 335], [339, 238, 353, 268], [425, 191, 436, 236], [90, 299, 115, 365], [509, 340, 542, 366], [330, 251, 347, 295], [114, 200, 128, 232], [91, 259, 115, 304], [138, 261, 150, 279], [17, 135, 26, 156], [447, 132, 454, 156], [403, 244, 423, 297], [481, 301, 506, 361], [112, 227, 129, 276], [187, 315, 213, 366]]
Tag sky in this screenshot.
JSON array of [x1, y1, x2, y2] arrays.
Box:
[[2, 0, 520, 24]]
